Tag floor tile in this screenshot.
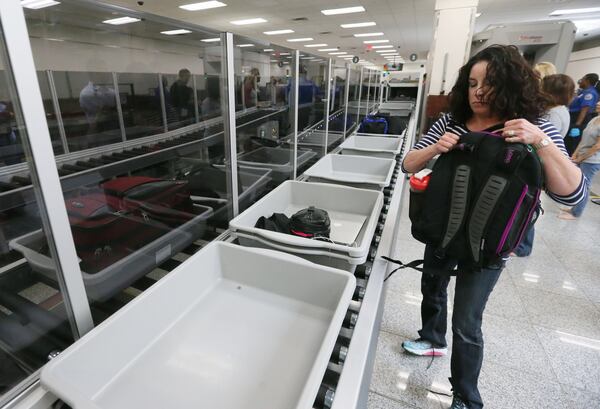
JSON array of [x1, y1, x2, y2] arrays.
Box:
[[478, 360, 573, 409], [535, 326, 600, 395], [368, 392, 417, 409], [516, 286, 600, 339], [370, 331, 454, 409], [481, 314, 555, 380], [559, 385, 600, 409], [481, 272, 529, 323]]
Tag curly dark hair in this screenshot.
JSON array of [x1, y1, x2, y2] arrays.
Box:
[[542, 74, 575, 107], [448, 44, 550, 123]]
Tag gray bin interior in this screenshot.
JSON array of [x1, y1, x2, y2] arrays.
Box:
[[41, 242, 355, 409], [304, 154, 396, 190]]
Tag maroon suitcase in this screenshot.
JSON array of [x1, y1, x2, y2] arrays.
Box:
[[101, 176, 195, 226]]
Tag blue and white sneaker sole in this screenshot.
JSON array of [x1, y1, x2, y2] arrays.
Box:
[[402, 342, 447, 356]]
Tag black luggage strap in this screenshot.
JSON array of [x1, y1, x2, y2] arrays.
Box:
[[381, 256, 424, 281], [439, 164, 471, 253]]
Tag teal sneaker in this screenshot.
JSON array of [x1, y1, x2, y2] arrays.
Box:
[[401, 338, 447, 356], [450, 396, 469, 409]]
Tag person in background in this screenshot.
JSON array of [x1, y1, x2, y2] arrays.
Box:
[[511, 73, 575, 257], [559, 101, 600, 220], [533, 61, 556, 79], [243, 68, 260, 108], [201, 76, 221, 120], [170, 68, 194, 122], [401, 45, 585, 409], [567, 73, 600, 155]]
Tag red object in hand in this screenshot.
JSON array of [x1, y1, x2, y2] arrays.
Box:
[[409, 174, 430, 192]]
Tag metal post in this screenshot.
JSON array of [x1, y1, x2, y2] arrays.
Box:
[[379, 72, 384, 105], [0, 0, 93, 336], [46, 70, 69, 153], [323, 58, 332, 156], [158, 73, 168, 132], [112, 72, 126, 142], [357, 67, 364, 124], [292, 49, 299, 179], [221, 32, 239, 216], [192, 74, 200, 123], [365, 69, 372, 117], [342, 63, 350, 139]]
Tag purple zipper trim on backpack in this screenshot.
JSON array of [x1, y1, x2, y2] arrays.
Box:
[[495, 185, 528, 255], [513, 188, 541, 251]]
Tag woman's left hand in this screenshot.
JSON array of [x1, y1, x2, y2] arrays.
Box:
[[502, 119, 546, 145]]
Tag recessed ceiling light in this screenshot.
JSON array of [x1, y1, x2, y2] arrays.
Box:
[[363, 39, 389, 44], [287, 37, 314, 42], [305, 44, 328, 47], [21, 0, 60, 9], [318, 48, 338, 51], [321, 6, 365, 15], [342, 56, 354, 59], [376, 50, 397, 53], [103, 17, 141, 25], [341, 22, 376, 28], [353, 32, 384, 37], [179, 1, 227, 11], [329, 51, 347, 55], [475, 12, 482, 18], [371, 45, 394, 49], [237, 44, 254, 47], [230, 18, 267, 25], [550, 7, 600, 16], [264, 29, 294, 35], [201, 37, 220, 42], [270, 59, 279, 62], [278, 52, 291, 55], [161, 29, 193, 35], [264, 48, 274, 51]]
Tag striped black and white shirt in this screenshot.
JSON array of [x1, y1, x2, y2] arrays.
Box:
[[402, 113, 587, 206]]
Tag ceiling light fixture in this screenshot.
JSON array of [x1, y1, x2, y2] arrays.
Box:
[[161, 29, 193, 35], [21, 0, 60, 9], [371, 45, 394, 49], [102, 17, 141, 25], [353, 32, 384, 37], [179, 1, 227, 11], [264, 29, 294, 35], [287, 37, 314, 42], [318, 48, 338, 51], [264, 48, 274, 51], [230, 17, 267, 25], [321, 6, 365, 15], [341, 22, 376, 28], [363, 39, 389, 44], [376, 49, 397, 53], [329, 51, 347, 55], [574, 19, 600, 32], [549, 7, 600, 16], [237, 44, 254, 47], [475, 12, 482, 17], [278, 52, 291, 55], [201, 37, 220, 42], [305, 44, 328, 47]]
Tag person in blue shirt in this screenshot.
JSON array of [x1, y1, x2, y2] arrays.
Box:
[[567, 73, 600, 155]]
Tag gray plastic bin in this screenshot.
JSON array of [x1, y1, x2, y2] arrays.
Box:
[[9, 206, 212, 302], [41, 242, 355, 409], [304, 154, 396, 190], [237, 147, 315, 181], [229, 180, 383, 270], [339, 135, 403, 159]]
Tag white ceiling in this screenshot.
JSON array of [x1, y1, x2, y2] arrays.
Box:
[[103, 0, 600, 66]]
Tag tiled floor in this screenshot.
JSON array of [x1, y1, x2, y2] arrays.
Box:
[[368, 183, 600, 409]]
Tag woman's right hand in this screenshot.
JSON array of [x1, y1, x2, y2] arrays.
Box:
[[434, 132, 460, 154]]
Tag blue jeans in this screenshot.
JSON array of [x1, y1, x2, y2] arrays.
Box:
[[419, 245, 503, 409], [514, 225, 535, 257], [571, 162, 600, 217]]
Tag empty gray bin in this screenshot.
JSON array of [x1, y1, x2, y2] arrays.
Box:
[[304, 154, 396, 190]]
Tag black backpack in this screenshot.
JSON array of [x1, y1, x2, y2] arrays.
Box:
[[405, 131, 544, 272]]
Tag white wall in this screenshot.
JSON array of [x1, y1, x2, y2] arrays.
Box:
[[565, 46, 600, 81]]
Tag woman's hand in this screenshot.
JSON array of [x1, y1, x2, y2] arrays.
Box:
[[434, 132, 460, 154], [502, 119, 546, 145]]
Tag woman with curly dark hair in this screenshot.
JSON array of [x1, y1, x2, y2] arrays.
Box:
[[401, 45, 585, 409]]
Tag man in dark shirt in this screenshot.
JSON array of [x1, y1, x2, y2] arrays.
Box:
[[170, 68, 193, 121]]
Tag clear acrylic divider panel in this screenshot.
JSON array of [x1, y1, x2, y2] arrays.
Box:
[[21, 2, 232, 324], [327, 65, 347, 151], [0, 21, 75, 406], [294, 58, 328, 172], [233, 36, 297, 196], [347, 68, 360, 136]]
